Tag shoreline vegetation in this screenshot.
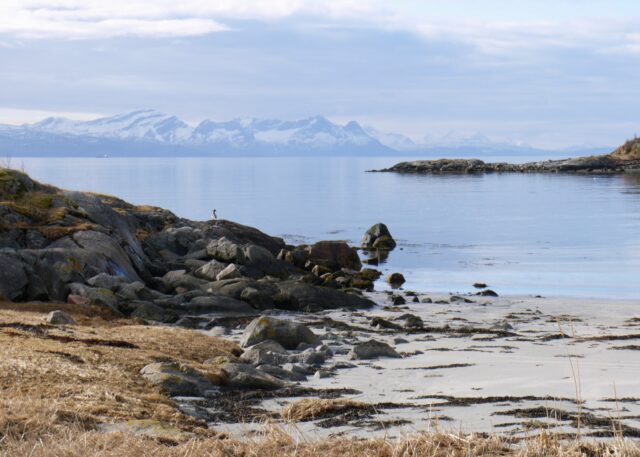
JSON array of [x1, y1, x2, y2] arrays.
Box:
[[1, 167, 639, 455], [372, 137, 640, 174]]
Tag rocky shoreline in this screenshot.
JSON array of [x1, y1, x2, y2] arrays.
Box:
[[0, 167, 393, 315], [371, 138, 640, 174], [1, 168, 639, 443]]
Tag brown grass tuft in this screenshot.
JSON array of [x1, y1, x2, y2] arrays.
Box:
[[282, 398, 371, 422], [0, 301, 239, 445]]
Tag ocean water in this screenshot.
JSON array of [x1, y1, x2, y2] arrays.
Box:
[[16, 156, 640, 299]]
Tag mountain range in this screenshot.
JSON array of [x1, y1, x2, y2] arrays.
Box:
[[0, 109, 611, 157]]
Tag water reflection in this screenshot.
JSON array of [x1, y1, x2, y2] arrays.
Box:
[[16, 156, 640, 299]]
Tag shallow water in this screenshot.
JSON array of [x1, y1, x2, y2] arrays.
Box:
[[16, 155, 640, 299]]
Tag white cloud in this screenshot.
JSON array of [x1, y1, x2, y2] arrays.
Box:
[[0, 0, 376, 39], [0, 0, 638, 57], [0, 107, 106, 124]]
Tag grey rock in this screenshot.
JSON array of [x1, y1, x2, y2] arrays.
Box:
[[274, 280, 375, 311], [174, 315, 210, 329], [207, 237, 245, 263], [117, 281, 147, 300], [240, 316, 321, 349], [184, 258, 207, 272], [243, 244, 285, 277], [282, 362, 313, 375], [361, 223, 396, 250], [348, 339, 401, 360], [240, 287, 274, 310], [46, 310, 76, 325], [294, 348, 326, 366], [67, 283, 121, 312], [87, 273, 123, 291], [162, 270, 207, 292], [216, 263, 244, 281], [140, 362, 217, 396], [314, 369, 333, 379], [194, 259, 228, 281], [240, 339, 287, 366], [241, 342, 289, 366], [131, 302, 166, 321], [257, 364, 307, 382], [0, 251, 28, 300], [221, 362, 286, 390], [184, 295, 256, 315]]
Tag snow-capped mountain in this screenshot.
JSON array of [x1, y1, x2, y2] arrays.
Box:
[[0, 110, 391, 156], [0, 109, 583, 157]]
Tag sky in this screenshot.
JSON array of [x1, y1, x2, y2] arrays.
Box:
[[1, 0, 640, 149]]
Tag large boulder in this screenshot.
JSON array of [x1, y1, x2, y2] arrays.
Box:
[[183, 295, 257, 315], [308, 241, 362, 271], [67, 283, 121, 313], [361, 223, 396, 250], [242, 244, 286, 277], [0, 251, 29, 300], [240, 340, 288, 366], [274, 280, 375, 311], [161, 270, 207, 292], [87, 273, 123, 291], [194, 259, 228, 281], [206, 237, 245, 263], [204, 220, 285, 255], [240, 316, 320, 349]]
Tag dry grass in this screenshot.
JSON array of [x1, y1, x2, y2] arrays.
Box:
[[611, 137, 640, 161], [282, 398, 371, 422], [1, 424, 639, 457], [1, 301, 639, 456], [0, 301, 240, 445]]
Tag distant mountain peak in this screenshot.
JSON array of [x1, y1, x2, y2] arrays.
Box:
[[0, 109, 603, 157], [0, 110, 391, 155]]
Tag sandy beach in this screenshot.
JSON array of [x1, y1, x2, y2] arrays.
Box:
[[211, 290, 640, 439]]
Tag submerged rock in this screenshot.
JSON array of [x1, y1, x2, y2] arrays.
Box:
[[361, 223, 396, 250], [386, 273, 406, 288], [477, 289, 499, 297]]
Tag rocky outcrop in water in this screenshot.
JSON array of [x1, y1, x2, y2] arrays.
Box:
[[372, 138, 640, 175], [0, 168, 375, 319]]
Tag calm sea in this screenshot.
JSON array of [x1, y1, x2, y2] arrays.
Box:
[[16, 156, 640, 299]]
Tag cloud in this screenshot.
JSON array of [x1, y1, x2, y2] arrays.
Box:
[[0, 0, 638, 58], [0, 0, 375, 39]]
